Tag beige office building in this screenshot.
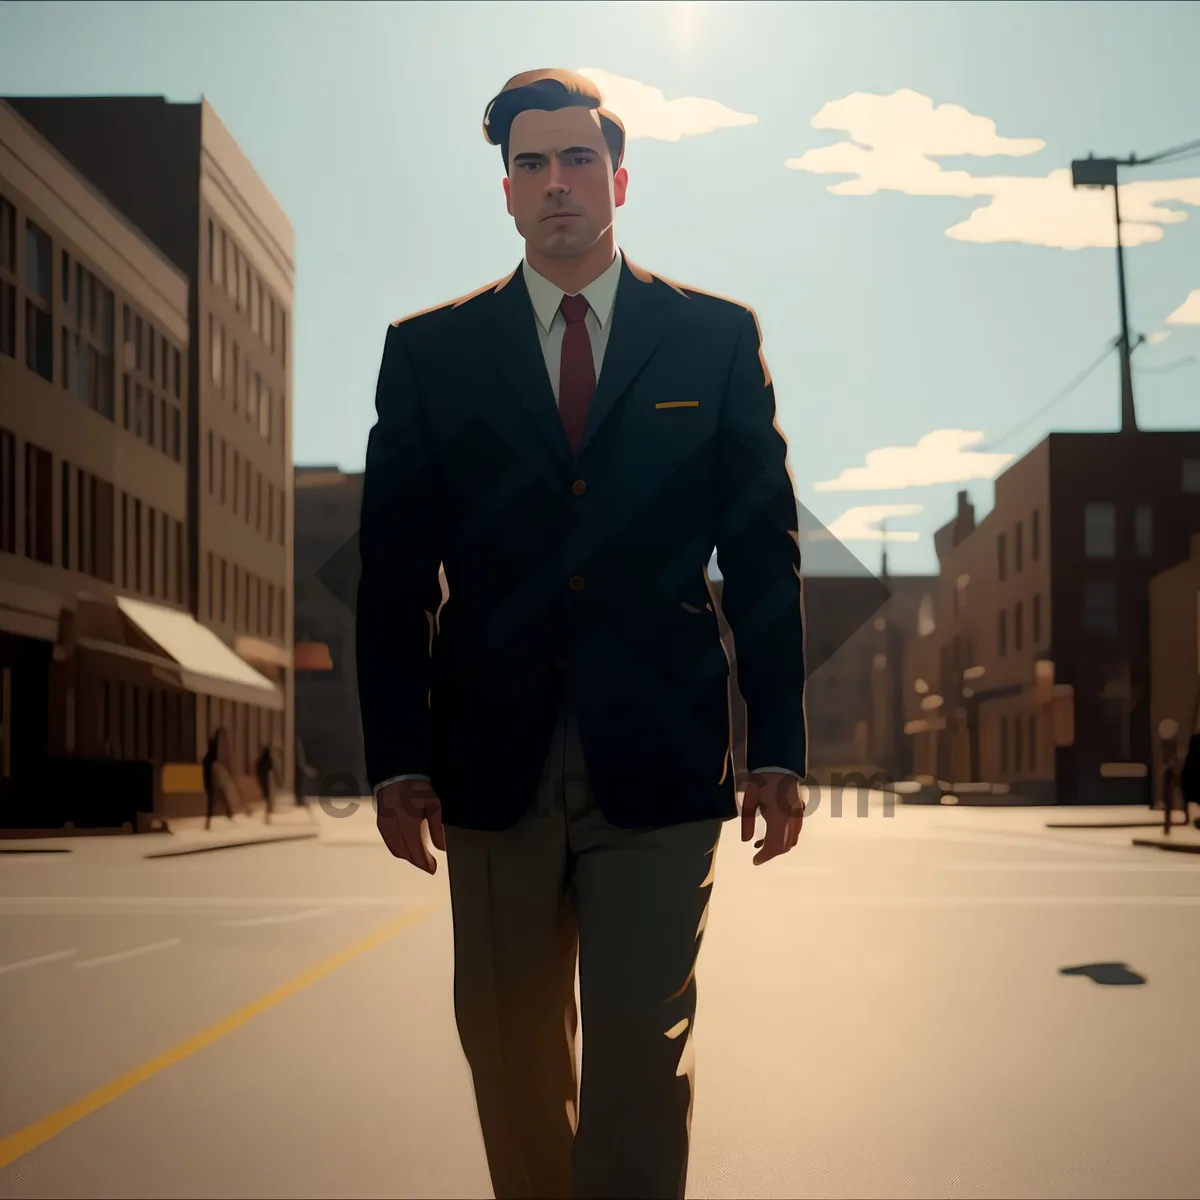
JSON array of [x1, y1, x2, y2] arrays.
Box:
[[0, 95, 294, 819]]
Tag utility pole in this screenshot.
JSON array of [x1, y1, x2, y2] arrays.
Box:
[[1071, 154, 1137, 433], [1071, 137, 1200, 435]]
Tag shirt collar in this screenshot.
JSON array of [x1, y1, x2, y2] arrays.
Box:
[[523, 246, 623, 336]]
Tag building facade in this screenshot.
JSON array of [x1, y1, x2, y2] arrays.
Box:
[[4, 95, 296, 798], [0, 99, 289, 823], [1148, 532, 1200, 807], [903, 432, 1200, 804], [799, 568, 935, 774], [294, 465, 367, 794]]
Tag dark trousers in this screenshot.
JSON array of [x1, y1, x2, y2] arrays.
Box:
[[443, 701, 723, 1200]]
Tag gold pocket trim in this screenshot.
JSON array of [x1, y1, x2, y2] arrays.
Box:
[[655, 401, 700, 409]]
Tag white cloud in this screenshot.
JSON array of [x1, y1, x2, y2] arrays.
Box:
[[1166, 289, 1200, 325], [577, 68, 756, 142], [786, 89, 1200, 249], [826, 505, 924, 543], [813, 430, 1014, 492]]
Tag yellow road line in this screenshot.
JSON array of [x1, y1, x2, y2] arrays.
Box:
[[0, 901, 445, 1169]]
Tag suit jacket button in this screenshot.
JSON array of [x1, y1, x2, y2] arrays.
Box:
[[572, 479, 587, 495], [569, 575, 586, 591]]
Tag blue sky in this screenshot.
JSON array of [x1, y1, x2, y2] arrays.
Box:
[[2, 0, 1197, 575]]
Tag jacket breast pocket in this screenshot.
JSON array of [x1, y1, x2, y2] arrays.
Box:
[[654, 401, 700, 409]]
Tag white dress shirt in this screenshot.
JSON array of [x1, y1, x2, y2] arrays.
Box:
[[374, 249, 799, 793]]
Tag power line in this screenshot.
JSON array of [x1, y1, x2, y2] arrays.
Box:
[[1135, 354, 1199, 375], [1130, 137, 1200, 167], [978, 340, 1118, 453], [1144, 147, 1200, 168]]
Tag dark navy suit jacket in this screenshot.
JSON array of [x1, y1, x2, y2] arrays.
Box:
[[356, 254, 807, 831]]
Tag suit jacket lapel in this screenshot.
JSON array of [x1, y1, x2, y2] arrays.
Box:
[[578, 255, 673, 458], [478, 265, 572, 469], [478, 254, 676, 469]]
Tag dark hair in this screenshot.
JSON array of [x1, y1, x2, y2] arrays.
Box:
[[482, 68, 625, 174]]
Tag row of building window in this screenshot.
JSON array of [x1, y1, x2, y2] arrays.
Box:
[[0, 429, 185, 604], [998, 481, 1200, 581], [76, 679, 279, 778], [209, 316, 279, 449], [207, 217, 285, 369], [119, 293, 184, 464], [98, 681, 193, 765], [997, 594, 1044, 657], [997, 712, 1038, 775], [0, 195, 187, 473], [206, 430, 285, 546], [206, 551, 283, 641], [997, 509, 1040, 582], [996, 579, 1121, 658], [1084, 500, 1155, 560], [123, 374, 183, 463]]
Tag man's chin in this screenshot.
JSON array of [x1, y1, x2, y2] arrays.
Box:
[[532, 233, 594, 259]]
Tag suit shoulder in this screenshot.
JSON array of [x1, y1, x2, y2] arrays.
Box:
[[389, 269, 518, 330], [637, 266, 755, 324]]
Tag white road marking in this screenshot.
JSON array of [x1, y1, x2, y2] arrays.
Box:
[[74, 938, 182, 969], [778, 895, 1200, 906], [0, 948, 78, 974], [0, 896, 431, 910], [944, 861, 1200, 872], [220, 906, 332, 927]]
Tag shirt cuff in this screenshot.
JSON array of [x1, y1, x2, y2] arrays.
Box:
[[373, 774, 431, 796], [748, 766, 803, 779]]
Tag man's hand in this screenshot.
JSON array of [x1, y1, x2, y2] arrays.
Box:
[[740, 771, 806, 866], [376, 779, 446, 874]]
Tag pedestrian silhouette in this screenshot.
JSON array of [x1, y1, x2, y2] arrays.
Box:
[[256, 743, 276, 824], [203, 727, 238, 830]]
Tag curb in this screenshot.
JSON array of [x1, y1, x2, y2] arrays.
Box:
[[1130, 838, 1200, 855], [1046, 820, 1187, 830], [0, 846, 73, 854], [144, 831, 320, 859]]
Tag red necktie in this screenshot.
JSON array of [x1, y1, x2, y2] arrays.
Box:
[[558, 293, 595, 456]]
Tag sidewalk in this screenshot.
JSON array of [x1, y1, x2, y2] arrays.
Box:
[[951, 801, 1200, 855], [143, 805, 321, 857], [0, 804, 322, 858]]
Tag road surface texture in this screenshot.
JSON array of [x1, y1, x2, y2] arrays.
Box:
[[1, 791, 1198, 1199]]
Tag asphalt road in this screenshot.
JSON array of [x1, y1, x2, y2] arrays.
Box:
[[1, 793, 1199, 1199]]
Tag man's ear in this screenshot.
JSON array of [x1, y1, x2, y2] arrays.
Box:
[[502, 175, 512, 216], [613, 165, 629, 210]]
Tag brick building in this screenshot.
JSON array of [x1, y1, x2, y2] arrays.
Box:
[[903, 432, 1200, 804], [1149, 532, 1200, 807], [4, 94, 296, 800]]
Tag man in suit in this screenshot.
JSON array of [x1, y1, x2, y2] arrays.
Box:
[[356, 68, 808, 1200]]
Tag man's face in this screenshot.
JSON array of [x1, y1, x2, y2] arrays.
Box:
[[502, 105, 628, 259]]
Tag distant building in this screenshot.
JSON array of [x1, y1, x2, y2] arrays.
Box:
[[294, 465, 367, 794], [4, 94, 296, 799], [1148, 532, 1200, 807], [903, 432, 1200, 803], [798, 566, 935, 773]]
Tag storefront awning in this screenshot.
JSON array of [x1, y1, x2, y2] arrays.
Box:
[[115, 597, 284, 711]]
